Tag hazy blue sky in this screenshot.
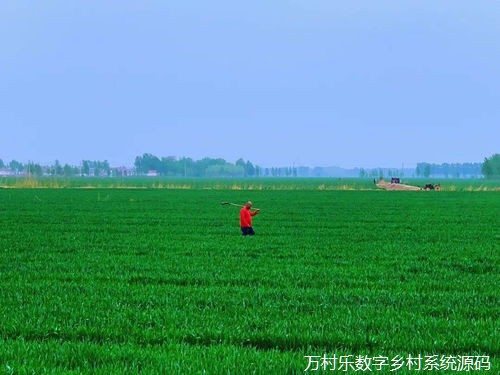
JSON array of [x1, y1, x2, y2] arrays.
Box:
[[1, 1, 498, 168]]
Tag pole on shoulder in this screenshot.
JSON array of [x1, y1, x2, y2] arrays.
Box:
[[220, 202, 260, 210]]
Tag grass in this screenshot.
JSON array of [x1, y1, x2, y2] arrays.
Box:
[[0, 184, 498, 373]]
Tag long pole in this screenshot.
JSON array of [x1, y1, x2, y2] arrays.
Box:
[[221, 202, 260, 210]]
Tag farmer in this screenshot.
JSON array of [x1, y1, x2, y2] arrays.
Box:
[[240, 201, 260, 236]]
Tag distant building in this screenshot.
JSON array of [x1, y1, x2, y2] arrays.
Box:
[[146, 170, 159, 177], [110, 166, 133, 177], [0, 168, 15, 176]]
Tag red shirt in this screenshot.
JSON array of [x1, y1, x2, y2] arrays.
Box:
[[240, 206, 258, 227]]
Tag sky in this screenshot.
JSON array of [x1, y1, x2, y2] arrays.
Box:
[[1, 0, 498, 168]]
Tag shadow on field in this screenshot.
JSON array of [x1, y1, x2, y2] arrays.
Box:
[[181, 334, 374, 353]]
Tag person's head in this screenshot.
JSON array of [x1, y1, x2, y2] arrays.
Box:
[[245, 201, 252, 209]]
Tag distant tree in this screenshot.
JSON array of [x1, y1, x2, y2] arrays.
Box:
[[423, 164, 431, 178], [235, 158, 245, 169], [80, 160, 110, 176], [359, 168, 366, 178], [482, 154, 500, 179], [416, 163, 431, 177], [54, 160, 63, 176], [0, 159, 4, 168], [131, 154, 260, 177], [245, 161, 255, 177], [82, 160, 91, 175], [161, 156, 180, 176], [194, 157, 225, 177], [95, 160, 110, 176], [235, 158, 247, 176], [179, 157, 194, 177], [442, 163, 449, 178], [9, 160, 23, 173], [63, 164, 76, 176], [206, 163, 244, 177], [27, 162, 43, 177], [134, 153, 161, 175], [416, 161, 482, 178]]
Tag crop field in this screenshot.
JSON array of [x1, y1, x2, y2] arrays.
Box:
[[0, 182, 498, 374]]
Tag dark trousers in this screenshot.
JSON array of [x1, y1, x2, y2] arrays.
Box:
[[241, 226, 255, 236]]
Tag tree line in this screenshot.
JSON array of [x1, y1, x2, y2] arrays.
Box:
[[481, 154, 500, 179], [0, 154, 498, 178], [134, 154, 259, 177], [415, 162, 483, 178], [413, 156, 500, 179], [0, 159, 107, 177], [0, 155, 260, 178]]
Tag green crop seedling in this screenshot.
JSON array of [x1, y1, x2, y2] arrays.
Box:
[[0, 182, 497, 373]]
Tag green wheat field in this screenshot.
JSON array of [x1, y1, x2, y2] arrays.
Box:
[[0, 179, 498, 374]]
